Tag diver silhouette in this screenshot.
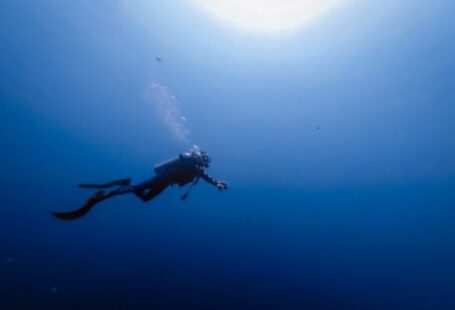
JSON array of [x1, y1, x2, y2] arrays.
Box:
[[51, 148, 228, 220]]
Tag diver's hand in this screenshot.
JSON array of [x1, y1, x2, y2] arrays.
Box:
[[216, 181, 228, 191]]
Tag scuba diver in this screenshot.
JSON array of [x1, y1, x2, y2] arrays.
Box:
[[51, 148, 228, 220]]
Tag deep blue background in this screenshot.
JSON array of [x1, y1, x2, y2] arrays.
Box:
[[1, 1, 455, 309]]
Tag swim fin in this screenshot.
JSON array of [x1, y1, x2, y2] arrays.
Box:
[[78, 178, 131, 189], [51, 190, 106, 220]]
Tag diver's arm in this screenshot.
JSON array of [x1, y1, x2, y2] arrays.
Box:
[[199, 170, 228, 191], [200, 172, 217, 186]]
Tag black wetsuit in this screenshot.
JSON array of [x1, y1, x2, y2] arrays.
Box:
[[51, 153, 223, 220], [106, 164, 219, 202]]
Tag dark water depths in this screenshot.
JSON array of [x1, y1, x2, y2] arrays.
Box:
[[1, 1, 455, 309]]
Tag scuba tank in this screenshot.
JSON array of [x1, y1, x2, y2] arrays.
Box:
[[154, 153, 194, 175], [154, 156, 181, 175]]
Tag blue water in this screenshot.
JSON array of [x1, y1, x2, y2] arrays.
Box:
[[1, 1, 455, 309]]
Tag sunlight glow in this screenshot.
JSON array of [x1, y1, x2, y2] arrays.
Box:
[[193, 0, 343, 34]]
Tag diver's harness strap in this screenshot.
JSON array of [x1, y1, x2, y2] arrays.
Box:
[[181, 176, 200, 200]]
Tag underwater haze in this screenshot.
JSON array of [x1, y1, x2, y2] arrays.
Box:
[[1, 0, 455, 309]]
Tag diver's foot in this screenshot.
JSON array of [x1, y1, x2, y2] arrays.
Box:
[[115, 178, 131, 187], [95, 189, 107, 198], [92, 190, 108, 202], [78, 178, 131, 189]]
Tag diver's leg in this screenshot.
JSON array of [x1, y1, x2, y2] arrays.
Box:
[[52, 180, 142, 220], [52, 182, 139, 220], [51, 177, 168, 220], [91, 176, 168, 200], [103, 185, 136, 198], [133, 176, 170, 202], [78, 178, 131, 189]]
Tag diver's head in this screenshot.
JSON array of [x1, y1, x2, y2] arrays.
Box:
[[190, 149, 211, 168], [199, 151, 211, 168]]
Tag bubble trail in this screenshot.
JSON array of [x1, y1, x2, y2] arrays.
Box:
[[145, 82, 190, 143]]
